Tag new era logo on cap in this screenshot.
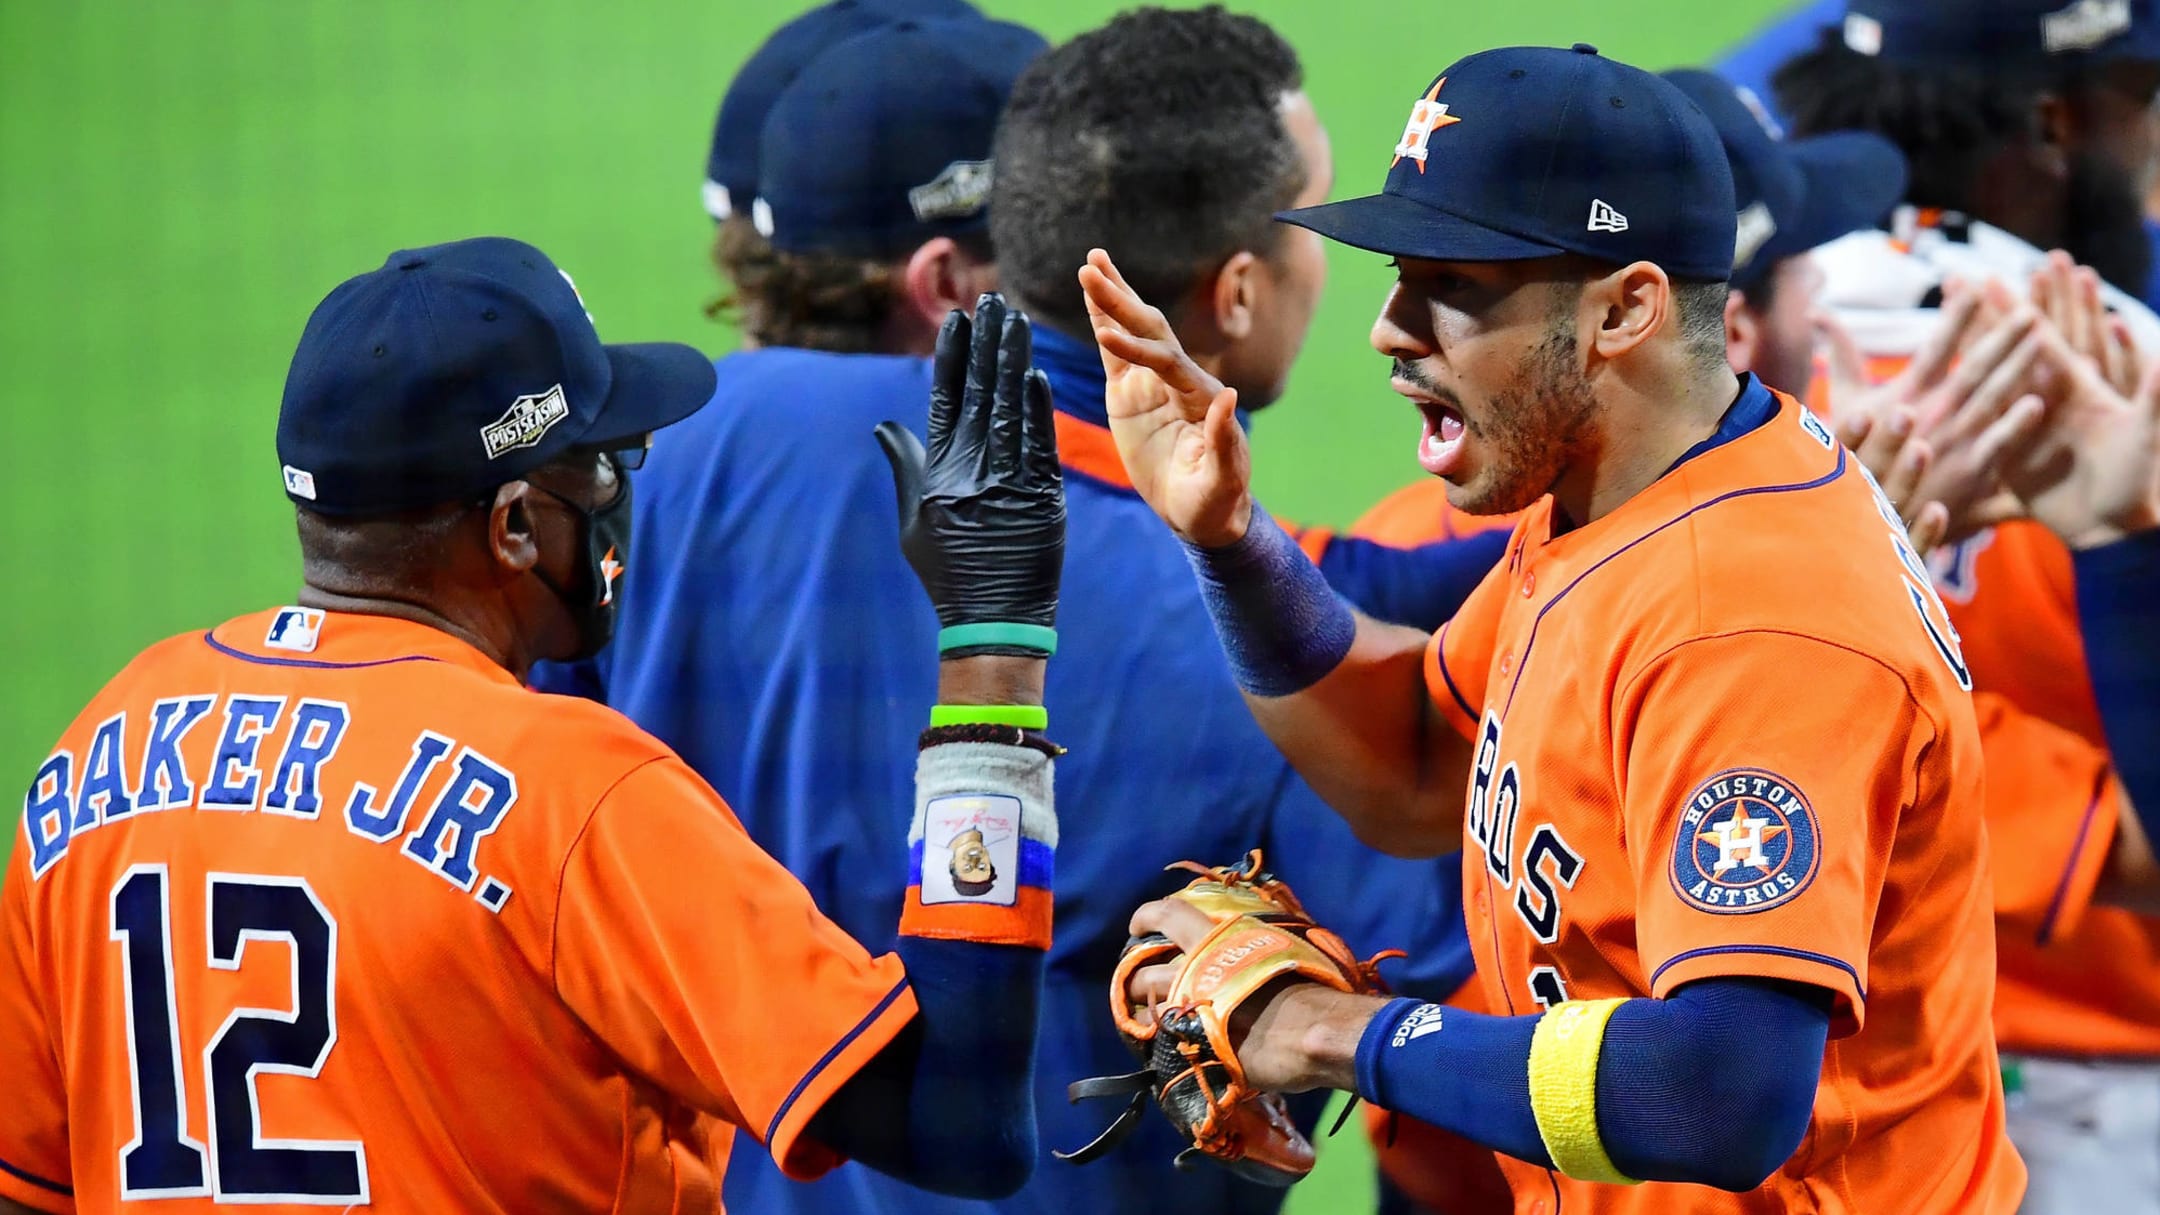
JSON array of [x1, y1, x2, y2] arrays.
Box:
[[1587, 199, 1630, 233], [480, 384, 570, 461]]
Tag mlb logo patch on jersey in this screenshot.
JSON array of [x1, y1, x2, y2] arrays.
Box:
[[1669, 767, 1820, 915], [264, 606, 326, 653]]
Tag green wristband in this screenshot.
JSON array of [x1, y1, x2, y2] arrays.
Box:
[[931, 703, 1049, 730], [938, 622, 1058, 655]]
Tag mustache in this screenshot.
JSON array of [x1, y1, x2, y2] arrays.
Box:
[[1392, 359, 1460, 409]]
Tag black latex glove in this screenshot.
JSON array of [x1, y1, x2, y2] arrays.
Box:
[[876, 293, 1064, 653]]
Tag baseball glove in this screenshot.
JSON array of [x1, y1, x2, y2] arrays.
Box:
[[1055, 850, 1403, 1186]]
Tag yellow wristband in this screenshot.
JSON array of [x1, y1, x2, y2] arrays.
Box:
[[1527, 998, 1639, 1185]]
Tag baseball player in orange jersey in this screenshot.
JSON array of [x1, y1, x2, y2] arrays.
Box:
[[1074, 44, 2024, 1212], [0, 238, 1074, 1213]]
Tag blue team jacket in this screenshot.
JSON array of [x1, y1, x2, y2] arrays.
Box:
[[532, 326, 1481, 1215]]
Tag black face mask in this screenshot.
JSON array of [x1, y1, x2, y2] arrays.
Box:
[[535, 472, 632, 663]]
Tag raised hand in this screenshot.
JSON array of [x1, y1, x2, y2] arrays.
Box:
[[1817, 290, 2045, 545], [876, 293, 1065, 652], [1077, 248, 1254, 548], [1839, 406, 1950, 552], [2033, 250, 2144, 399], [1999, 324, 2160, 550]]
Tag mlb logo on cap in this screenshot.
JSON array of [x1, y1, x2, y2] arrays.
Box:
[[264, 606, 326, 653]]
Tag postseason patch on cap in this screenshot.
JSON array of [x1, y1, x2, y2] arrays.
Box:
[[1668, 767, 1821, 915], [480, 384, 570, 460], [2044, 0, 2131, 51], [909, 159, 995, 222]]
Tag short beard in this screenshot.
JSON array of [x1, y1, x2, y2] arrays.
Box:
[[2062, 151, 2154, 299], [1454, 324, 1600, 517]]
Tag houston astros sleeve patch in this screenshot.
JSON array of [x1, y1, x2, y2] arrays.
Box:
[[1669, 768, 1820, 915]]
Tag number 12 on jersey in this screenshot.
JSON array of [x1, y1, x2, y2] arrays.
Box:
[[110, 865, 369, 1204]]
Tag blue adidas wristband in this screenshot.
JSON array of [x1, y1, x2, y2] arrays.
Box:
[[1184, 503, 1358, 697]]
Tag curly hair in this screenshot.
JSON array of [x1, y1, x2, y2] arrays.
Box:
[[989, 5, 1306, 338], [704, 215, 898, 353]]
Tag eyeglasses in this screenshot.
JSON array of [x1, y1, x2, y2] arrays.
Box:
[[565, 436, 639, 471], [579, 436, 649, 472]]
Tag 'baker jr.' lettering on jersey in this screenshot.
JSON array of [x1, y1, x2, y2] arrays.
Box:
[[22, 695, 517, 910]]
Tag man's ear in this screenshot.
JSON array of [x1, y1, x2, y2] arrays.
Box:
[[1588, 261, 1673, 361], [1723, 288, 1760, 375], [1208, 250, 1262, 343], [901, 237, 999, 331], [488, 483, 543, 578]]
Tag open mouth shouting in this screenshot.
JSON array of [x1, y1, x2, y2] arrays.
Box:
[[1396, 377, 1468, 478]]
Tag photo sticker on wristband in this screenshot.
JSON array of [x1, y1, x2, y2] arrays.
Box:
[[918, 794, 1025, 906]]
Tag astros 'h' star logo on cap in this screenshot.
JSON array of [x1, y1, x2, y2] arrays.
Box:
[[1391, 78, 1462, 173]]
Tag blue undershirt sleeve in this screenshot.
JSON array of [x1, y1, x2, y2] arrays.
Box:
[[1185, 503, 1359, 697], [1356, 977, 1830, 1192], [2072, 529, 2160, 845], [803, 936, 1043, 1199], [1317, 531, 1510, 632]]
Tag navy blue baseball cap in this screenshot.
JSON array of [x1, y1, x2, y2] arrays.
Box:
[[1279, 45, 1738, 281], [702, 0, 981, 224], [1841, 0, 2160, 66], [277, 237, 718, 516], [1662, 69, 1908, 292], [756, 16, 1047, 258]]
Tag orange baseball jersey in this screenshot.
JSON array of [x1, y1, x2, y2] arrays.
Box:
[[1932, 522, 2160, 1057], [0, 608, 917, 1213], [1366, 401, 2160, 1059], [1426, 389, 2022, 1212]]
